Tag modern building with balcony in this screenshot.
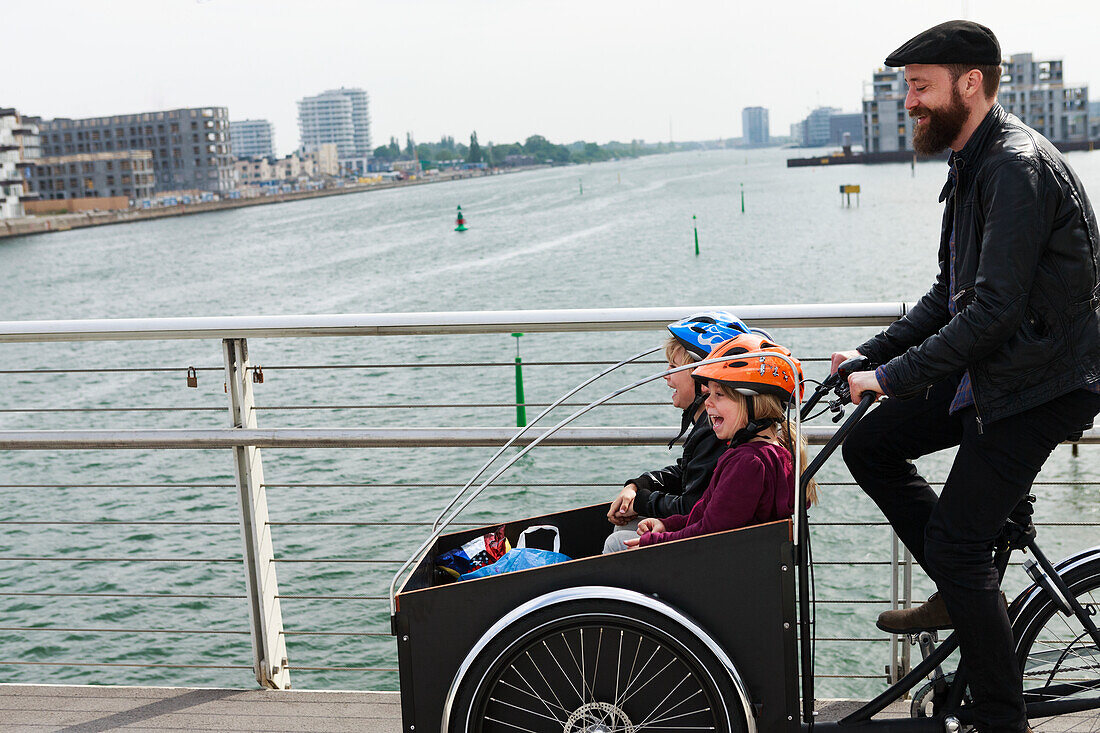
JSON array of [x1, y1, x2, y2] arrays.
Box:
[[998, 54, 1089, 143], [230, 119, 275, 160], [861, 68, 915, 154], [28, 151, 155, 203], [297, 88, 372, 172], [741, 107, 770, 146], [1, 108, 40, 219], [33, 107, 234, 193]]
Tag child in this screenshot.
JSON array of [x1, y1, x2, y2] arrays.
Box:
[[602, 312, 749, 554], [621, 333, 817, 549]]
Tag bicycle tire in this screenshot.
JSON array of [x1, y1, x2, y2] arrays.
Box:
[[448, 597, 750, 733], [1013, 559, 1100, 731]]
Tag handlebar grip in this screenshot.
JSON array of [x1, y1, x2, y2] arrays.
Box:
[[837, 355, 872, 379]]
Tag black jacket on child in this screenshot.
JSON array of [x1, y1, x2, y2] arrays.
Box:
[[627, 409, 726, 519]]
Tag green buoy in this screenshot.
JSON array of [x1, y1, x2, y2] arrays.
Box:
[[455, 205, 468, 232]]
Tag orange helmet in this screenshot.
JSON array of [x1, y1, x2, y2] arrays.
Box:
[[691, 332, 804, 402]]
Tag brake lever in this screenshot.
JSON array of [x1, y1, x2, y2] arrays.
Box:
[[834, 355, 873, 405]]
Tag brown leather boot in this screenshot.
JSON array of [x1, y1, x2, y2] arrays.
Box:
[[877, 592, 952, 634], [876, 591, 1008, 634]]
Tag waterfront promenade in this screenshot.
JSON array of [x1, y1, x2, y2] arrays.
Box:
[[0, 684, 914, 731], [0, 165, 543, 241]]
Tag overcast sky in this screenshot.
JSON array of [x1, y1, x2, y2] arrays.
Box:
[[5, 0, 1099, 156]]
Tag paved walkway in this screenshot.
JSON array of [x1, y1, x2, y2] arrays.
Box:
[[0, 685, 401, 732], [0, 685, 1091, 731]]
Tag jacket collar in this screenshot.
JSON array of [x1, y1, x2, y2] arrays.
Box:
[[939, 103, 1006, 202], [949, 103, 1006, 169]]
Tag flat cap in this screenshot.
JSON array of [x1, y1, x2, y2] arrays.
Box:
[[885, 20, 1001, 67]]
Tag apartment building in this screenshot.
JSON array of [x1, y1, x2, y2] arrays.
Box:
[[34, 107, 234, 193], [741, 107, 770, 146], [998, 54, 1089, 143], [0, 108, 40, 219], [29, 151, 155, 202], [230, 119, 275, 159], [297, 88, 371, 169]]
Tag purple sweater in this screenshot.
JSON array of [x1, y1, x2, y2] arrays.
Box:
[[638, 441, 795, 547]]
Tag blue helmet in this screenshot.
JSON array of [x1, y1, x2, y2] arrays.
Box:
[[667, 311, 752, 358]]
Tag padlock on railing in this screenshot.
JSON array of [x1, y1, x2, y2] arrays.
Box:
[[186, 366, 198, 388], [252, 366, 264, 384]]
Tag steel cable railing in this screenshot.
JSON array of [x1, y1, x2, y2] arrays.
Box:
[[0, 305, 1096, 692]]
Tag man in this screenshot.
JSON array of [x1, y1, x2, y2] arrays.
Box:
[[833, 20, 1100, 733]]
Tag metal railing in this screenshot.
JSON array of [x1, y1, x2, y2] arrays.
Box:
[[0, 304, 1097, 694]]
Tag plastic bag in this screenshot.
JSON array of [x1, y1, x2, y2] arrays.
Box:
[[460, 547, 571, 580], [435, 525, 509, 580]]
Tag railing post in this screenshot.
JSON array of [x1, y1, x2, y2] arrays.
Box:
[[901, 545, 913, 677], [887, 530, 915, 686], [224, 337, 290, 690]]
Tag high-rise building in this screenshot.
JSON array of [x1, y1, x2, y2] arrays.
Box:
[[297, 88, 372, 166], [863, 54, 1091, 153], [741, 107, 770, 146], [230, 119, 275, 159], [0, 108, 40, 219], [34, 107, 234, 193], [801, 107, 841, 147]]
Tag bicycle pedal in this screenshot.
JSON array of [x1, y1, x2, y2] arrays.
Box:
[[906, 629, 938, 648]]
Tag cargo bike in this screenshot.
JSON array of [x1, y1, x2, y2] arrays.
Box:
[[389, 351, 1100, 732]]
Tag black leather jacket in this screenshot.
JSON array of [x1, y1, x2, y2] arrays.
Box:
[[859, 104, 1100, 425], [627, 409, 726, 519]]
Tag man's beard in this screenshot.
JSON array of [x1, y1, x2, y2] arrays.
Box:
[[911, 88, 969, 156]]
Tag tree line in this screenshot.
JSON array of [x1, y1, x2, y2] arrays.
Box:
[[371, 132, 677, 166]]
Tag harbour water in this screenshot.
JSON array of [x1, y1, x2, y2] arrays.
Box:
[[1, 147, 1099, 699]]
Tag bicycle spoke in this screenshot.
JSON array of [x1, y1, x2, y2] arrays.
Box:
[[593, 627, 604, 701], [487, 696, 565, 724], [544, 637, 584, 707], [638, 701, 714, 728], [635, 673, 697, 728], [506, 660, 570, 720], [484, 715, 541, 733], [614, 628, 624, 709], [617, 637, 662, 707], [621, 653, 679, 707], [523, 649, 569, 715]]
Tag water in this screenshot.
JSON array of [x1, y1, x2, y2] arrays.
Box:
[[1, 147, 1099, 698]]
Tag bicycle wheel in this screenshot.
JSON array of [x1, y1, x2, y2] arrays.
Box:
[[448, 598, 751, 733], [1013, 561, 1100, 731]]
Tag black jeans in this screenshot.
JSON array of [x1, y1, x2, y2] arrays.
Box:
[[842, 377, 1100, 732]]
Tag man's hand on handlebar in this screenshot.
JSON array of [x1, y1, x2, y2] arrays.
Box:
[[830, 350, 863, 374], [848, 370, 884, 406]]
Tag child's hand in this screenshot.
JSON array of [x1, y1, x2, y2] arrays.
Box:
[[623, 537, 641, 548], [607, 485, 638, 525], [637, 518, 665, 534]]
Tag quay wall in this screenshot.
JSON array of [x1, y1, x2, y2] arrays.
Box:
[[0, 166, 546, 240]]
